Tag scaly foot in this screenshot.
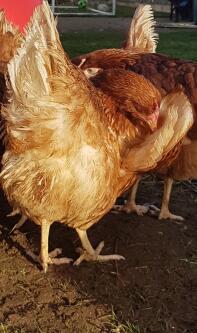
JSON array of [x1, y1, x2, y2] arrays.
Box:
[[142, 205, 184, 222], [147, 204, 160, 216], [123, 203, 149, 215], [26, 248, 73, 272], [113, 203, 149, 216], [73, 241, 125, 266], [159, 209, 184, 222]]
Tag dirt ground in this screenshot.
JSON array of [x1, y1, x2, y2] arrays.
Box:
[[0, 178, 197, 333]]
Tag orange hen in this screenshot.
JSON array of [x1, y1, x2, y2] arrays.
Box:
[[72, 30, 197, 221], [1, 2, 193, 272]]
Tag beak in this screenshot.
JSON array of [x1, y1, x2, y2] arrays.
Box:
[[147, 106, 160, 131]]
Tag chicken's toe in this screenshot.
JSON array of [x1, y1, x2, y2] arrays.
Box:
[[125, 204, 149, 215], [73, 241, 125, 266], [159, 210, 184, 222], [10, 214, 28, 234], [7, 208, 20, 217], [112, 203, 149, 216], [148, 204, 161, 216], [26, 248, 73, 272]]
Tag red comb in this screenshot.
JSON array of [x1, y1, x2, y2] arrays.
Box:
[[0, 0, 42, 32]]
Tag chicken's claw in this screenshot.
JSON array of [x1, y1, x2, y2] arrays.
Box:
[[9, 214, 28, 234], [113, 203, 149, 216], [26, 248, 73, 272], [145, 204, 184, 222], [7, 208, 20, 217], [147, 204, 160, 216], [124, 204, 149, 216], [159, 209, 184, 222], [73, 241, 125, 266]]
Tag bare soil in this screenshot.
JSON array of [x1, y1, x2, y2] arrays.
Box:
[[0, 179, 197, 333]]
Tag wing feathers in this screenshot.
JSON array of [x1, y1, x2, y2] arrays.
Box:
[[123, 92, 194, 172]]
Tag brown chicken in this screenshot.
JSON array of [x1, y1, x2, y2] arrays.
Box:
[[6, 3, 159, 230], [0, 2, 193, 271], [76, 3, 158, 75], [129, 53, 197, 220], [72, 39, 197, 221]]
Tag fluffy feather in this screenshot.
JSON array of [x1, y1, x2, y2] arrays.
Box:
[[72, 46, 197, 220], [123, 92, 193, 172], [72, 4, 158, 70], [0, 1, 127, 269], [0, 10, 23, 156], [0, 10, 22, 74], [124, 4, 158, 52], [2, 1, 193, 270]]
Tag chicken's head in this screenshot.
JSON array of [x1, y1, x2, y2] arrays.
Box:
[[84, 67, 161, 132]]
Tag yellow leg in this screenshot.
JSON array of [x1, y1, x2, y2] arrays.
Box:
[[159, 177, 184, 221], [114, 176, 149, 215], [74, 228, 125, 266], [40, 220, 50, 273], [27, 220, 73, 272]]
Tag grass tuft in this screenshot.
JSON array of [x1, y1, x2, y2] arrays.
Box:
[[61, 29, 197, 61]]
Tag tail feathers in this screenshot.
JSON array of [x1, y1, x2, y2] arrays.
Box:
[[0, 10, 20, 35], [3, 1, 99, 154], [123, 92, 194, 173], [0, 10, 23, 73], [125, 4, 158, 53]]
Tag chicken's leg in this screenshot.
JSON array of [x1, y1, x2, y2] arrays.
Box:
[[113, 176, 149, 215], [27, 220, 73, 272], [158, 177, 184, 221], [74, 228, 125, 266], [122, 176, 149, 215]]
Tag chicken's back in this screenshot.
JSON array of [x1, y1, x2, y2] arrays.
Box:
[[127, 53, 197, 139], [73, 50, 197, 180], [126, 53, 197, 180]]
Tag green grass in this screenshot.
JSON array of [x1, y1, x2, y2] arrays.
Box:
[[115, 5, 135, 17], [61, 31, 123, 57], [158, 30, 197, 60], [106, 308, 141, 333], [116, 5, 169, 18], [61, 29, 197, 61]]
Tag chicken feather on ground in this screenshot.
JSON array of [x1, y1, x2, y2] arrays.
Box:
[[1, 1, 193, 271], [72, 47, 197, 221]]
